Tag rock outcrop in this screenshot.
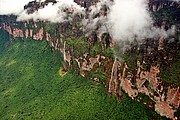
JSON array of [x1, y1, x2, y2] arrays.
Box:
[[0, 0, 179, 119], [33, 27, 44, 40], [1, 19, 179, 120]]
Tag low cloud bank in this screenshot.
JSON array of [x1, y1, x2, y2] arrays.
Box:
[[107, 0, 176, 41], [17, 0, 85, 23], [0, 0, 177, 41]]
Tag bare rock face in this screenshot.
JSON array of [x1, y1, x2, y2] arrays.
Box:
[[25, 29, 29, 38], [108, 58, 121, 94], [167, 87, 180, 108], [65, 51, 71, 66], [12, 28, 24, 38], [121, 77, 138, 98], [45, 32, 51, 41], [3, 24, 12, 34], [33, 27, 44, 40], [89, 55, 101, 68], [155, 101, 175, 119], [107, 60, 180, 119], [30, 29, 33, 37], [2, 24, 24, 38], [1, 23, 34, 39], [74, 54, 101, 76]]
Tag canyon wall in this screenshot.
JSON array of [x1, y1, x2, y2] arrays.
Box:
[[1, 20, 179, 119], [0, 0, 179, 119]]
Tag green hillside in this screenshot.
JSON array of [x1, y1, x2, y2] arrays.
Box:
[[0, 30, 166, 120]]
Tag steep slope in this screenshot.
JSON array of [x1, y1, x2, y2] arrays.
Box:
[[0, 30, 167, 119], [0, 0, 179, 119]]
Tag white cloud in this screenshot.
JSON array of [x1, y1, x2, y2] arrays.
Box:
[[0, 0, 84, 23], [17, 0, 84, 22], [107, 0, 152, 41], [0, 0, 176, 39], [106, 0, 175, 41], [0, 0, 32, 15]]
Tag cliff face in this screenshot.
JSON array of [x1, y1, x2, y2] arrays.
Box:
[[109, 59, 179, 119], [0, 0, 180, 119], [1, 18, 179, 120]]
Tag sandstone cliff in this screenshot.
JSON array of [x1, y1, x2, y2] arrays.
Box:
[[0, 0, 179, 119]]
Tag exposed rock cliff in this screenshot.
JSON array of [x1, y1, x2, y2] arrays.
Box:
[[1, 19, 179, 119], [0, 0, 179, 119]]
